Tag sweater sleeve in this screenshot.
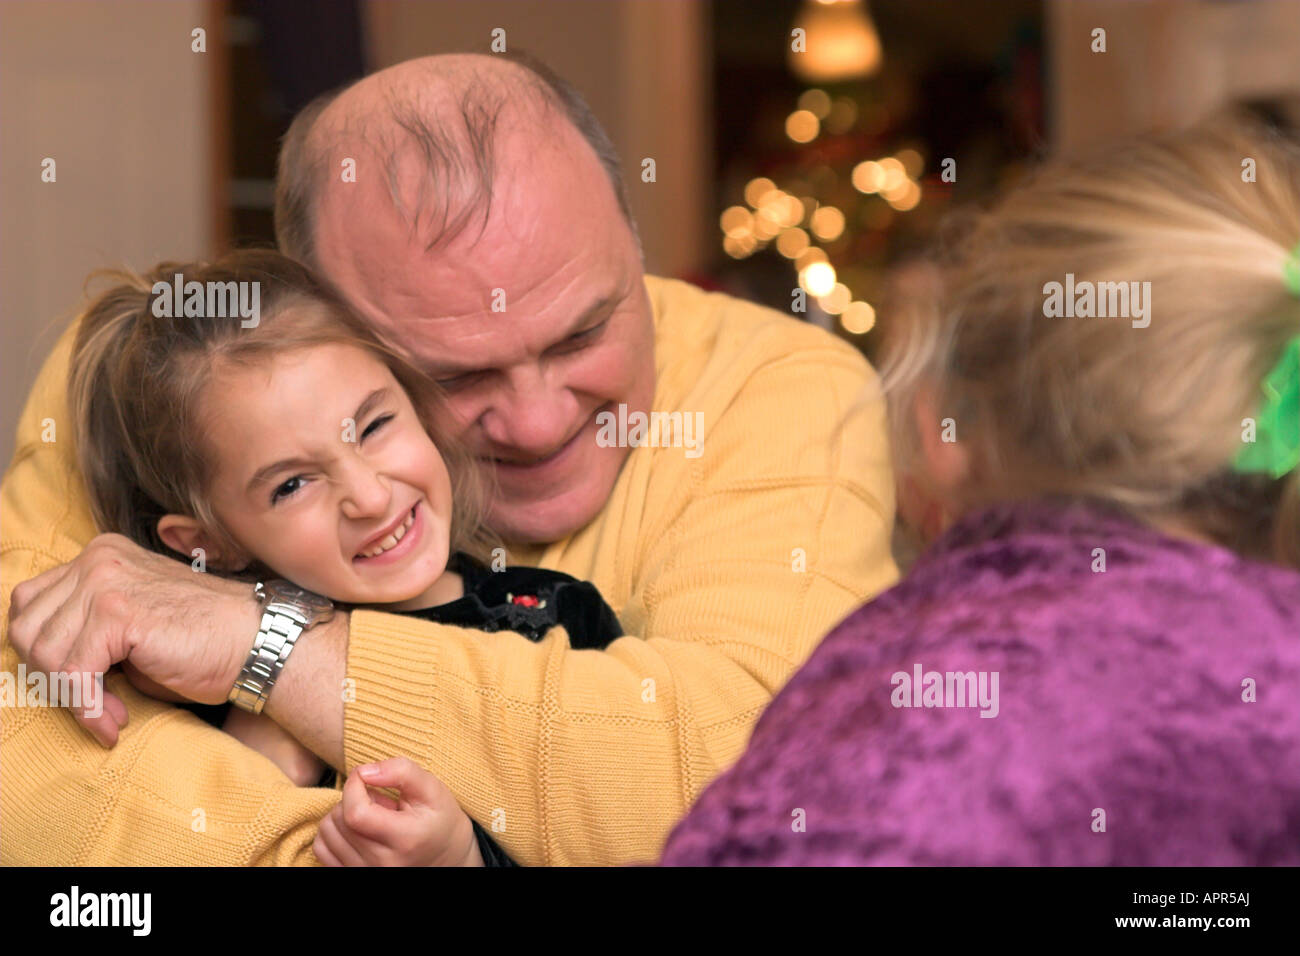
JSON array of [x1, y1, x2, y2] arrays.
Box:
[[0, 321, 338, 866], [342, 338, 898, 866]]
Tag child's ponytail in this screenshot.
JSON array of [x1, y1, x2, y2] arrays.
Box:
[[69, 264, 219, 560]]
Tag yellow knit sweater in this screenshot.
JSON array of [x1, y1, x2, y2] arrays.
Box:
[[1, 275, 897, 866]]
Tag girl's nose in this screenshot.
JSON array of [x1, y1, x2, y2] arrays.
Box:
[[339, 459, 391, 519]]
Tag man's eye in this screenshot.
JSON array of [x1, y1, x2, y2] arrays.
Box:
[[361, 414, 394, 439], [434, 372, 482, 391], [271, 476, 306, 504], [560, 320, 609, 350]]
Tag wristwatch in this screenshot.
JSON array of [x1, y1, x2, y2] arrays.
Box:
[[228, 579, 335, 714]]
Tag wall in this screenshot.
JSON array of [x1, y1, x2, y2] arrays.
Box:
[[364, 0, 712, 281], [0, 0, 712, 468], [0, 0, 212, 466], [1049, 0, 1300, 151]]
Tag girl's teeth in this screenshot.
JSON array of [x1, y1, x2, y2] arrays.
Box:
[[361, 507, 416, 558]]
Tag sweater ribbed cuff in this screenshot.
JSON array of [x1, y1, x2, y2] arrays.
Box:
[[343, 609, 446, 772]]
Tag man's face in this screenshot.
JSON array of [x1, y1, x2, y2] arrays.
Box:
[[312, 119, 655, 544]]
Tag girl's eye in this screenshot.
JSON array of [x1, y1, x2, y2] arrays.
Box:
[[271, 476, 306, 505], [362, 413, 394, 439]]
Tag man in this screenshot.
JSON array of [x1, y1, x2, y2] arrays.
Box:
[[2, 53, 896, 865]]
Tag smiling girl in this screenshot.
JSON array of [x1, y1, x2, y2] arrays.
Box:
[[67, 249, 621, 865]]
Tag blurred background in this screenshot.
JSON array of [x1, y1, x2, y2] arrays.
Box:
[[3, 0, 1299, 460]]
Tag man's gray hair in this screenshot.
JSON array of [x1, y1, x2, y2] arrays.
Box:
[[274, 51, 636, 267]]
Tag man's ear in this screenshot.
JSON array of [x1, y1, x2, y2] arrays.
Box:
[[155, 514, 250, 571]]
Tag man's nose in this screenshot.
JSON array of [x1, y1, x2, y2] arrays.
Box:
[[339, 456, 392, 519], [480, 366, 577, 458]]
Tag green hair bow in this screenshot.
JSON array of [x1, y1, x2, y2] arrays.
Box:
[[1232, 244, 1300, 479]]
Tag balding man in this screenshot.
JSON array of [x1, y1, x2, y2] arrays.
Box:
[[2, 54, 896, 865]]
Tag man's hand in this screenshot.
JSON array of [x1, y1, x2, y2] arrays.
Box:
[[6, 533, 256, 746]]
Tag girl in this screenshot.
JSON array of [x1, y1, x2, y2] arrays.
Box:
[[659, 114, 1300, 865], [68, 249, 622, 866]]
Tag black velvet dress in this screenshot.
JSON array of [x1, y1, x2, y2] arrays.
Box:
[[183, 552, 624, 866], [390, 551, 623, 866]]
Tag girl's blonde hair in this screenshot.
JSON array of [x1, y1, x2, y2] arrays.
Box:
[[68, 248, 496, 580], [880, 112, 1300, 568]]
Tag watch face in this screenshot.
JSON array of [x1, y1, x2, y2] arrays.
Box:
[[264, 580, 335, 614]]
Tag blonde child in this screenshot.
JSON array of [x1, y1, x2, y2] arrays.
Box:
[[69, 249, 622, 866], [660, 114, 1300, 865]]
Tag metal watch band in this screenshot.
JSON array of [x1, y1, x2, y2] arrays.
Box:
[[228, 603, 308, 714]]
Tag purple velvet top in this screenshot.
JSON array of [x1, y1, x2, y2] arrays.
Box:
[[659, 498, 1300, 866]]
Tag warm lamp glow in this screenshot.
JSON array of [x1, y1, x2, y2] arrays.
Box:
[[788, 0, 883, 84]]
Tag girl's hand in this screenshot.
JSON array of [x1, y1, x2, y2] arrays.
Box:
[[312, 757, 484, 867], [222, 708, 325, 787]]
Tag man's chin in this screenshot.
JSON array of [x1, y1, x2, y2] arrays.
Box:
[[485, 446, 627, 545], [487, 492, 605, 546]]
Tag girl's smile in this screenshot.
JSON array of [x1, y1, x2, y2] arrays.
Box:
[[353, 501, 420, 564], [157, 342, 461, 611]]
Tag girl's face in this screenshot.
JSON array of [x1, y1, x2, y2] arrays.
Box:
[[186, 341, 456, 609]]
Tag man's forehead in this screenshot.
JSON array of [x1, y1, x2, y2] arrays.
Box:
[[332, 159, 630, 319], [389, 264, 632, 373], [320, 126, 618, 294]]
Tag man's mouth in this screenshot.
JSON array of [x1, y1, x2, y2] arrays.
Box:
[[484, 413, 597, 470]]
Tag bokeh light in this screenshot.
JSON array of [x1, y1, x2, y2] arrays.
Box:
[[887, 181, 922, 211], [896, 147, 924, 178], [744, 177, 777, 208], [776, 227, 811, 258], [810, 205, 846, 242], [799, 261, 837, 297], [723, 234, 758, 259], [786, 109, 820, 144], [817, 282, 852, 315], [797, 88, 832, 119], [840, 301, 877, 334], [852, 160, 885, 193], [879, 157, 907, 192], [719, 205, 753, 238], [795, 246, 829, 271], [825, 96, 858, 134]]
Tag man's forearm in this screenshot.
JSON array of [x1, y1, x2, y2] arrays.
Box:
[[262, 611, 350, 770]]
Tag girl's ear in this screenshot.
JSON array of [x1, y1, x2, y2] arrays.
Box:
[[155, 514, 251, 572], [913, 380, 971, 494], [904, 381, 971, 541]]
